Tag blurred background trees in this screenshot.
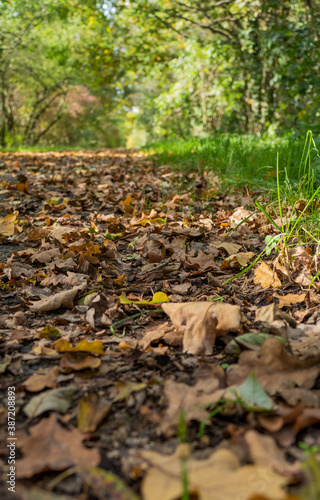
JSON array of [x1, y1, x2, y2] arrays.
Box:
[[0, 0, 319, 148]]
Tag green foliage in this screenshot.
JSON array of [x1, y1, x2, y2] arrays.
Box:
[[1, 0, 320, 146], [115, 0, 320, 140], [0, 0, 130, 148]]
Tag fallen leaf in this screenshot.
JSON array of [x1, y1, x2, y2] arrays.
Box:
[[50, 225, 80, 243], [30, 248, 61, 263], [140, 445, 289, 500], [120, 291, 170, 306], [162, 302, 241, 355], [211, 241, 242, 255], [254, 261, 282, 289], [221, 251, 255, 269], [245, 429, 302, 477], [159, 376, 225, 436], [60, 352, 101, 372], [139, 322, 184, 350], [112, 381, 146, 402], [170, 282, 191, 294], [230, 207, 257, 224], [227, 339, 320, 406], [235, 371, 276, 411], [30, 283, 86, 313], [23, 386, 76, 418], [255, 303, 296, 327], [273, 293, 306, 309], [16, 414, 100, 478], [40, 325, 62, 339], [32, 345, 57, 356], [0, 211, 19, 236], [293, 407, 320, 435], [186, 250, 218, 271], [225, 332, 287, 356], [77, 393, 111, 432], [55, 338, 104, 355], [23, 366, 60, 392]]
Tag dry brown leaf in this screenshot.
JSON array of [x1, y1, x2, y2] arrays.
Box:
[[221, 251, 255, 269], [159, 376, 225, 436], [227, 339, 320, 406], [16, 414, 100, 478], [293, 407, 320, 435], [245, 430, 302, 477], [27, 227, 50, 241], [60, 352, 101, 372], [273, 293, 306, 309], [162, 302, 241, 355], [295, 271, 312, 286], [212, 241, 242, 255], [255, 303, 296, 327], [170, 282, 192, 294], [143, 239, 166, 263], [139, 322, 184, 350], [254, 262, 282, 289], [140, 445, 289, 500], [23, 366, 60, 392], [230, 207, 257, 225], [50, 226, 80, 243], [4, 263, 35, 279], [30, 248, 61, 263], [186, 250, 218, 271], [30, 282, 86, 313]]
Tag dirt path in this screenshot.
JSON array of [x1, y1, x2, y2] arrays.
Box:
[[0, 149, 319, 500]]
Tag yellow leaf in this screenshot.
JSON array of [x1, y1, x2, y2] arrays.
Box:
[[0, 211, 19, 236], [55, 338, 104, 355], [114, 273, 126, 286], [32, 346, 57, 356], [119, 292, 170, 306], [77, 393, 111, 433], [151, 292, 170, 303], [122, 194, 134, 213], [113, 381, 146, 402]]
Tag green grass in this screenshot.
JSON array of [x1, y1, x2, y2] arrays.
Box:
[[148, 131, 320, 276], [147, 132, 320, 192]]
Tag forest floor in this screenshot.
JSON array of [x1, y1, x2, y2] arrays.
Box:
[[1, 149, 320, 500]]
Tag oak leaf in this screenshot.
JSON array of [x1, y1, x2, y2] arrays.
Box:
[[162, 302, 241, 355], [140, 445, 289, 500], [16, 414, 100, 478]]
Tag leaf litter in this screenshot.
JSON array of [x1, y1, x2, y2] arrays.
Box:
[[0, 150, 319, 498]]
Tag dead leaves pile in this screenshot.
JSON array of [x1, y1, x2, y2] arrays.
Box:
[[0, 150, 319, 500]]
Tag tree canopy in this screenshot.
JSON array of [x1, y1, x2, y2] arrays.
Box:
[[0, 0, 319, 147]]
